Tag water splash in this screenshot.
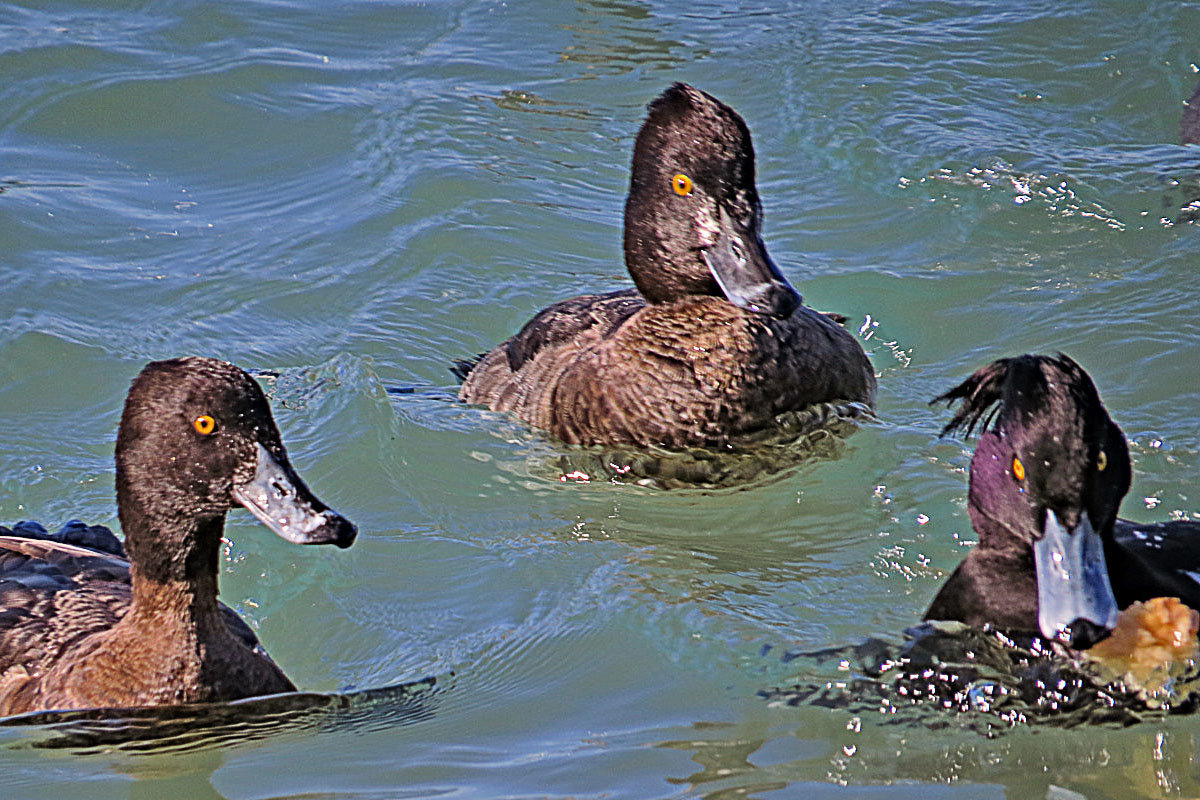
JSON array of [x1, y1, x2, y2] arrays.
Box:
[[760, 623, 1200, 734]]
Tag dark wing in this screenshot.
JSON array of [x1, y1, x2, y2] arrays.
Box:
[[0, 535, 132, 702], [218, 603, 270, 655], [452, 289, 643, 386], [503, 288, 644, 373], [450, 355, 485, 383], [0, 533, 268, 699], [6, 520, 125, 557], [546, 299, 876, 449], [458, 289, 645, 411]]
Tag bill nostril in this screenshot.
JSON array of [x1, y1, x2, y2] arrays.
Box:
[[730, 240, 746, 265]]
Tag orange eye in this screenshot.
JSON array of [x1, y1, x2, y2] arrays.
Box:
[[1097, 450, 1107, 472], [672, 173, 693, 196], [1012, 456, 1025, 481], [193, 415, 216, 435]]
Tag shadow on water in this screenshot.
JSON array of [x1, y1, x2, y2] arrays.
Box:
[[0, 675, 443, 755], [760, 624, 1200, 735], [491, 404, 874, 491]]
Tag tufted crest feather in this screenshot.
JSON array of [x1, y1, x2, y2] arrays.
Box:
[[931, 353, 1085, 438]]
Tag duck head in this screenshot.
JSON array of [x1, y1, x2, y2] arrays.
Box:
[[623, 83, 801, 319], [115, 357, 356, 583], [935, 354, 1131, 648]]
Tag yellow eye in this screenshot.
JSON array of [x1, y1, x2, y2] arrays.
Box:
[[1012, 456, 1025, 482], [1097, 450, 1107, 472], [193, 415, 216, 436], [672, 173, 693, 196]]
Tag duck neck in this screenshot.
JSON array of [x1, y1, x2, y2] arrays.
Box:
[[121, 511, 227, 634], [966, 500, 1030, 556]]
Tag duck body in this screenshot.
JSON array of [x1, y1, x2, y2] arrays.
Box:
[[0, 532, 292, 715], [459, 289, 874, 449], [0, 357, 356, 716], [924, 353, 1200, 649], [457, 83, 875, 448], [1109, 519, 1200, 609]]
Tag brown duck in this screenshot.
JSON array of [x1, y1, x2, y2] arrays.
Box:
[[0, 357, 356, 716], [456, 84, 875, 449]]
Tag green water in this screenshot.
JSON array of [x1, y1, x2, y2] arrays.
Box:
[[3, 1, 1200, 797]]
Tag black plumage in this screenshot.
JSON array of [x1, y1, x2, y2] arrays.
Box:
[[926, 354, 1200, 648]]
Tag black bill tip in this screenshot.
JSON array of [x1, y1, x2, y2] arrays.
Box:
[[743, 280, 801, 319], [313, 512, 358, 549], [1057, 617, 1113, 651], [232, 443, 359, 550]]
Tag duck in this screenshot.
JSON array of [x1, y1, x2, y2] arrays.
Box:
[[1184, 78, 1200, 145], [455, 83, 876, 450], [923, 353, 1200, 650], [0, 357, 357, 716]]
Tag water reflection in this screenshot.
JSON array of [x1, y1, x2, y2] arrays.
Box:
[[822, 718, 1200, 797], [492, 406, 869, 490], [647, 710, 1200, 798], [0, 675, 441, 754], [560, 0, 704, 77], [641, 639, 1200, 797], [487, 90, 597, 121], [659, 723, 788, 799]]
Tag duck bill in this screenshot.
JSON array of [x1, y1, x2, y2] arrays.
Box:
[[701, 206, 801, 319], [231, 442, 357, 549], [1033, 509, 1119, 646]]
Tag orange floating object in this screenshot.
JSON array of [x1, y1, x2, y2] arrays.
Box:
[[1084, 597, 1200, 689]]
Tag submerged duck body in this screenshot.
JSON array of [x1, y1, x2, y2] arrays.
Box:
[[925, 353, 1200, 649], [458, 84, 875, 449], [0, 357, 356, 716]]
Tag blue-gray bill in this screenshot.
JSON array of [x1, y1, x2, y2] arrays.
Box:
[[702, 206, 800, 319], [1033, 509, 1119, 648], [231, 442, 357, 549]]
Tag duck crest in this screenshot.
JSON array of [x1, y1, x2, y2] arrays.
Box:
[[923, 353, 1191, 649], [932, 353, 1092, 439]]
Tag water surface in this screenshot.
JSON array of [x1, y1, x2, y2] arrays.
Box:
[[3, 1, 1200, 797]]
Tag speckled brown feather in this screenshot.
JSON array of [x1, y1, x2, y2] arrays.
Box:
[[461, 294, 874, 449], [0, 534, 290, 716]]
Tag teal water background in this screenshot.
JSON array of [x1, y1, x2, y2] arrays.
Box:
[[3, 1, 1200, 797]]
